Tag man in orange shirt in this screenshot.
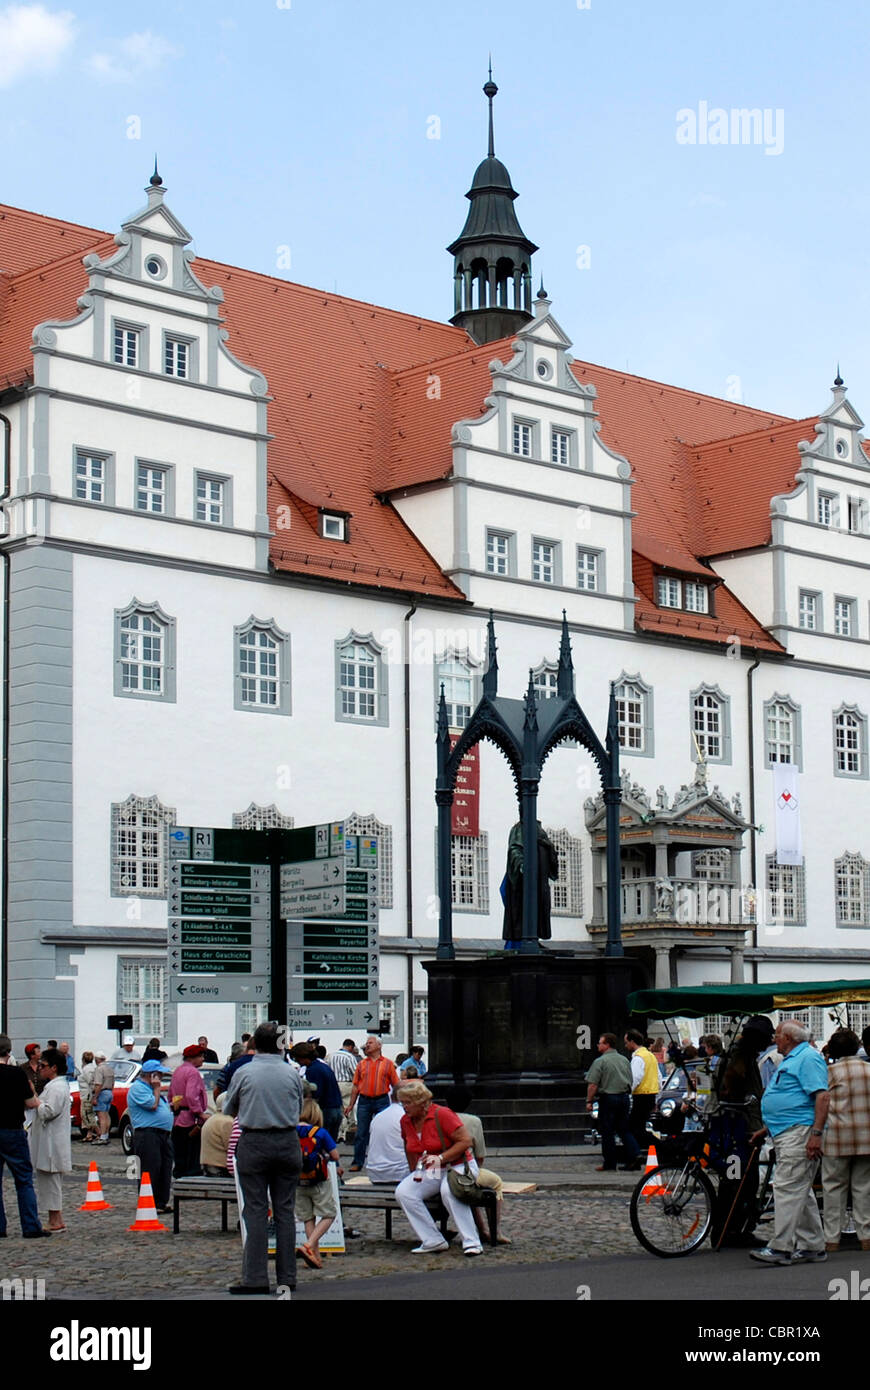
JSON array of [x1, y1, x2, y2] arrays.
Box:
[[345, 1037, 399, 1171]]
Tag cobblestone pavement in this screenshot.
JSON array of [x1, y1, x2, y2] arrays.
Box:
[[0, 1140, 643, 1300]]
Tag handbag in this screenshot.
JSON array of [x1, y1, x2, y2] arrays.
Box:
[[431, 1107, 488, 1206]]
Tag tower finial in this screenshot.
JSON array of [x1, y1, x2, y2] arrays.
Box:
[[150, 155, 162, 188], [482, 609, 499, 699], [483, 63, 498, 159], [557, 610, 574, 699], [834, 363, 844, 388]]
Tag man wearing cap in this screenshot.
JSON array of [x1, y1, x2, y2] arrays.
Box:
[[223, 1021, 305, 1296], [170, 1045, 209, 1178], [111, 1035, 142, 1062], [128, 1060, 174, 1211], [20, 1044, 46, 1096]]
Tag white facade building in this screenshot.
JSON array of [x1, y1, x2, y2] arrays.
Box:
[[2, 151, 870, 1061]]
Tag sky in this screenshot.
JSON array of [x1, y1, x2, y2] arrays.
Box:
[[2, 0, 870, 419]]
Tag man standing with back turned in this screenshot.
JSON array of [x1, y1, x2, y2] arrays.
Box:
[[223, 1022, 304, 1296], [750, 1019, 829, 1266]]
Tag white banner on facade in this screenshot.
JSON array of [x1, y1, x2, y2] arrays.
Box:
[[773, 763, 802, 866]]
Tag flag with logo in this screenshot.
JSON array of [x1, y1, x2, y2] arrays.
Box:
[[773, 763, 802, 866]]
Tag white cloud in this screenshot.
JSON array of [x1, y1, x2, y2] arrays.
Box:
[[85, 29, 180, 84], [0, 4, 75, 88]]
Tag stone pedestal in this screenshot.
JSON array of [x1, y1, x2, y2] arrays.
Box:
[[423, 954, 649, 1146]]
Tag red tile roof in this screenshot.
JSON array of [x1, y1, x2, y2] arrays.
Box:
[[0, 199, 806, 643]]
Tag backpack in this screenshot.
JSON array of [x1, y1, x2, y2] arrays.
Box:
[[298, 1124, 329, 1184]]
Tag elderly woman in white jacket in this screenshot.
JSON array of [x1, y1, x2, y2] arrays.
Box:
[[29, 1046, 72, 1231]]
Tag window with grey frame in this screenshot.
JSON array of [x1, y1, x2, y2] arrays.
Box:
[[835, 852, 870, 926], [234, 618, 291, 715], [412, 993, 429, 1043], [114, 599, 177, 702], [163, 332, 198, 381], [195, 472, 232, 527], [378, 993, 402, 1043], [764, 696, 802, 770], [765, 855, 806, 925], [614, 673, 654, 757], [531, 538, 560, 585], [834, 596, 857, 638], [335, 633, 388, 726], [798, 590, 821, 631], [576, 547, 602, 592], [135, 460, 174, 516], [113, 320, 147, 369], [74, 447, 115, 505], [111, 794, 176, 898], [448, 831, 489, 913], [833, 706, 868, 779], [690, 685, 731, 763], [118, 957, 166, 1038], [485, 529, 515, 576], [547, 828, 583, 916], [435, 652, 480, 731]]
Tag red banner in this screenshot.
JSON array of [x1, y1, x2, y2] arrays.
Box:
[[450, 737, 480, 837]]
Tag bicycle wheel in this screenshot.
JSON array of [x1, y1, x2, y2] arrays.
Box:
[[630, 1162, 715, 1257]]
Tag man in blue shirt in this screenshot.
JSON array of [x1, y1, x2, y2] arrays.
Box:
[[128, 1060, 173, 1212], [750, 1020, 829, 1266]]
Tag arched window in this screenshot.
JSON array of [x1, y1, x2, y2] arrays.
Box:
[[335, 632, 388, 726], [614, 672, 654, 757], [690, 685, 732, 763], [114, 599, 176, 702], [833, 706, 868, 779], [835, 852, 870, 925], [111, 793, 176, 897], [234, 617, 291, 715]]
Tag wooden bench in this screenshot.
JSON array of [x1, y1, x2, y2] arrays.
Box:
[[171, 1175, 499, 1246], [172, 1176, 237, 1233], [341, 1182, 499, 1246]]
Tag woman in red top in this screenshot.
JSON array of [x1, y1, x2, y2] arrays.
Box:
[[395, 1081, 483, 1256]]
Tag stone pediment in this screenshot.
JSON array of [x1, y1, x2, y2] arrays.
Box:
[[584, 768, 746, 833]]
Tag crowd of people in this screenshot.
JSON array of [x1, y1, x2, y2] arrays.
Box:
[[2, 1022, 492, 1292], [601, 1017, 870, 1265]]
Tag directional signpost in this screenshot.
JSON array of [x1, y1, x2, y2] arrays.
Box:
[[286, 834, 380, 1032], [168, 861, 271, 1005], [163, 821, 381, 1030]]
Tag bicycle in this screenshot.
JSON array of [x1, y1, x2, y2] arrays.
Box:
[[629, 1101, 775, 1258]]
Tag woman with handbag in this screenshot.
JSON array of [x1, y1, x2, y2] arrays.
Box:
[[394, 1081, 483, 1257]]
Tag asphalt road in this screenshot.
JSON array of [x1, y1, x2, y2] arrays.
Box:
[[290, 1244, 864, 1301]]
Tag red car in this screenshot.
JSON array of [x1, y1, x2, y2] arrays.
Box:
[[69, 1058, 142, 1135]]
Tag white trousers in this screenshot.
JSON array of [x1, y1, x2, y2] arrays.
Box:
[[395, 1166, 482, 1250], [35, 1170, 63, 1211], [772, 1124, 824, 1254]]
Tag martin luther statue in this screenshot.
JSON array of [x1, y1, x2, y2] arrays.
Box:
[[502, 820, 559, 947]]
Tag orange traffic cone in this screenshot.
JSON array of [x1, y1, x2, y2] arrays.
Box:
[[128, 1171, 167, 1232], [640, 1145, 666, 1199], [79, 1160, 112, 1211]]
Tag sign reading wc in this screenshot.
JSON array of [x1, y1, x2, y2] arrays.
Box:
[[676, 102, 784, 156]]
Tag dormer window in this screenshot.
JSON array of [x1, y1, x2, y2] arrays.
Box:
[[684, 581, 709, 614], [321, 513, 347, 541], [656, 576, 710, 613], [144, 253, 167, 281]]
